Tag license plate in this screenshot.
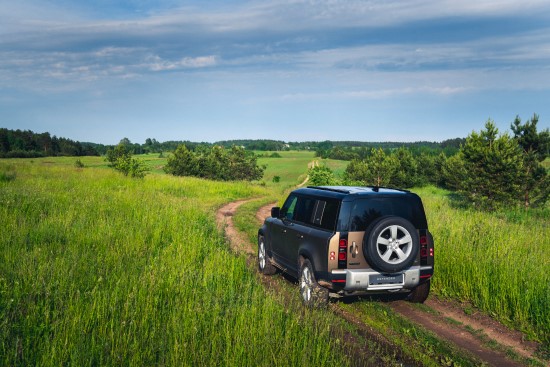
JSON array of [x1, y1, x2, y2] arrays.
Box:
[[369, 273, 404, 286]]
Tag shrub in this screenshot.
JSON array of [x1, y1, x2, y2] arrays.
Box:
[[74, 159, 85, 168], [165, 145, 264, 181], [105, 143, 149, 178], [308, 165, 338, 186]]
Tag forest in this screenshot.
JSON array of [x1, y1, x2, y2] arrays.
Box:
[[0, 128, 463, 158]]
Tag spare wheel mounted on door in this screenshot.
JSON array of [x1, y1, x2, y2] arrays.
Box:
[[363, 216, 420, 274]]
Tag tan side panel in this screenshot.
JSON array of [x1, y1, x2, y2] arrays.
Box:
[[327, 232, 340, 272], [347, 231, 368, 268]]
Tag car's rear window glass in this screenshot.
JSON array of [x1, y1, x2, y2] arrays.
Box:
[[349, 196, 427, 231]]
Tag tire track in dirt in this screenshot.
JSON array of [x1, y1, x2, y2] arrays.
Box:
[[217, 196, 546, 366]]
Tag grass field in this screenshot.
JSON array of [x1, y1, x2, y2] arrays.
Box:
[[256, 150, 314, 192], [0, 159, 356, 366], [417, 186, 550, 349], [1, 152, 548, 364]]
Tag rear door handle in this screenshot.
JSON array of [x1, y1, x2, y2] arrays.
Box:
[[296, 234, 304, 239]]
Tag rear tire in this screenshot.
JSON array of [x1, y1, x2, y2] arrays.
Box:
[[407, 280, 430, 303], [258, 235, 276, 275], [299, 259, 328, 308]]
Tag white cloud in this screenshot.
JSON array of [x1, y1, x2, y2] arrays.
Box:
[[147, 55, 217, 71]]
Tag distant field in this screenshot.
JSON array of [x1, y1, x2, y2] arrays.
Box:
[[256, 150, 348, 192], [255, 150, 314, 192]]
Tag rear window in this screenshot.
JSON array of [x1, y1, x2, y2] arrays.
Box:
[[349, 196, 427, 231]]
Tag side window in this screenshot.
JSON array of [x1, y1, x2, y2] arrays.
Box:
[[294, 196, 317, 224], [281, 195, 298, 220], [309, 199, 339, 231], [281, 195, 340, 231], [319, 199, 339, 231]]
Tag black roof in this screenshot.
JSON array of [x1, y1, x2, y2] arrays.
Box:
[[292, 185, 411, 199]]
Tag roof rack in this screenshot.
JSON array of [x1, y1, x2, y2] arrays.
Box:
[[306, 185, 410, 194], [306, 186, 351, 194]]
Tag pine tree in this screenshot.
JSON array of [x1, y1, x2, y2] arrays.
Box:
[[511, 114, 550, 207], [164, 145, 199, 176], [460, 120, 524, 208]]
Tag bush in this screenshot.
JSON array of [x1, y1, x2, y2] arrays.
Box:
[[74, 159, 85, 168], [113, 156, 149, 178], [105, 143, 149, 178], [308, 165, 338, 186], [165, 145, 264, 181]]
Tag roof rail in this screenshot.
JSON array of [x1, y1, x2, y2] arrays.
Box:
[[306, 185, 410, 194], [306, 186, 351, 194]]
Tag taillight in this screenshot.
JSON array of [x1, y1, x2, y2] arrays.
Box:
[[338, 239, 347, 265], [419, 231, 429, 264]]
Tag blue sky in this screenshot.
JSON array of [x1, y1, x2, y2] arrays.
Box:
[[1, 0, 549, 144]]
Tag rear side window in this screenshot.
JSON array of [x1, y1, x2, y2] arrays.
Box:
[[349, 196, 427, 231], [318, 199, 339, 231], [294, 196, 317, 223], [282, 194, 339, 231]]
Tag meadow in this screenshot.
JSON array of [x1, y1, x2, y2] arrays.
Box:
[[1, 151, 548, 365], [0, 158, 357, 366], [418, 186, 549, 349]]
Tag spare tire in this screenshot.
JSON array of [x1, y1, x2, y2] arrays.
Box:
[[363, 216, 419, 273]]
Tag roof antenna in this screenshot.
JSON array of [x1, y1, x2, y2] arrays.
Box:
[[372, 176, 382, 192]]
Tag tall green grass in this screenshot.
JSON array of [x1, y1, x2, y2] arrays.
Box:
[[0, 160, 352, 366], [417, 186, 550, 349]]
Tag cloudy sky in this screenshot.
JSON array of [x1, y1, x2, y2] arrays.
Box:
[[1, 0, 549, 144]]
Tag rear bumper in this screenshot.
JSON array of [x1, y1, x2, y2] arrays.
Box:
[[331, 266, 433, 291]]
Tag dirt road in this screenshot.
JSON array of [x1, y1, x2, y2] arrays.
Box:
[[216, 200, 545, 367]]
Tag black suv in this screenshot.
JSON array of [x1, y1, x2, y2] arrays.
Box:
[[258, 186, 434, 307]]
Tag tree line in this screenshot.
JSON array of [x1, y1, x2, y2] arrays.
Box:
[[311, 114, 549, 209], [0, 129, 100, 158], [0, 127, 464, 159], [313, 139, 464, 160]]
